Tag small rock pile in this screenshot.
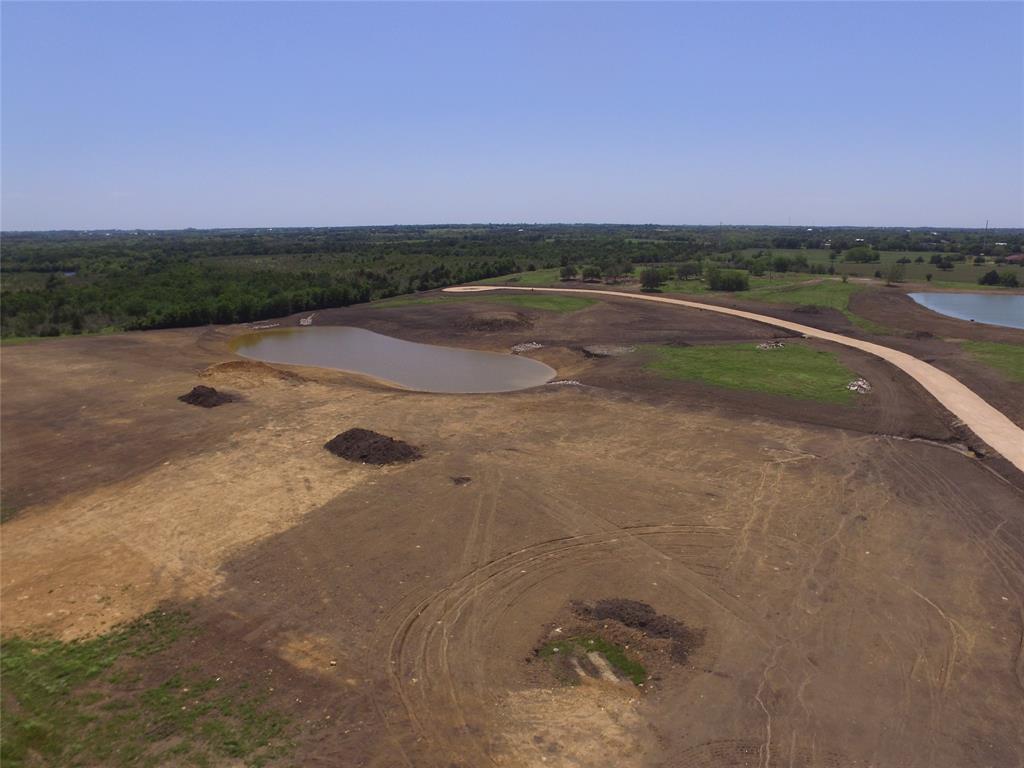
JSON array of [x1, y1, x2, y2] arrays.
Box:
[[847, 378, 872, 394], [511, 341, 543, 354], [757, 340, 786, 350]]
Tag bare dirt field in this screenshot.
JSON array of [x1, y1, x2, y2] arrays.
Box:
[[3, 292, 1023, 767]]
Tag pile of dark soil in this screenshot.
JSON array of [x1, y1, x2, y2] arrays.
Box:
[[178, 385, 235, 408], [324, 428, 421, 465], [573, 598, 705, 662], [451, 476, 472, 486]]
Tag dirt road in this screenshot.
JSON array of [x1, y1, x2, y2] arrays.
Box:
[[445, 285, 1024, 473]]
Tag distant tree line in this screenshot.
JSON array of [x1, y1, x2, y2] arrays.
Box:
[[2, 224, 1021, 338]]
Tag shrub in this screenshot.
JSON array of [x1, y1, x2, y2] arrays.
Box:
[[640, 267, 665, 292], [706, 266, 749, 292], [675, 261, 701, 280], [844, 246, 878, 263], [581, 265, 602, 281], [559, 264, 578, 280], [979, 270, 1000, 286]]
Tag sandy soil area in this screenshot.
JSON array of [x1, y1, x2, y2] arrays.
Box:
[[2, 293, 1023, 767]]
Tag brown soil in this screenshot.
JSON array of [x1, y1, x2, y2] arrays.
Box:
[[323, 428, 422, 465], [178, 385, 234, 408], [201, 359, 306, 385], [455, 310, 532, 331], [2, 288, 1023, 768]]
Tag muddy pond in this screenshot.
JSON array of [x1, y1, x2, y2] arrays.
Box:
[[909, 292, 1024, 330], [233, 326, 556, 393]]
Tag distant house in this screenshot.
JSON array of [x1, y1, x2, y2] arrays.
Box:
[[1006, 253, 1024, 264]]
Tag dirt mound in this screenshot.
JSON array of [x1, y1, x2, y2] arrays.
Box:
[[572, 598, 704, 662], [324, 429, 422, 465], [201, 360, 305, 385], [456, 311, 532, 332], [178, 385, 234, 408]]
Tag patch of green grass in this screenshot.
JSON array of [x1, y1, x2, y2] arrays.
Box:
[[749, 280, 896, 335], [538, 636, 648, 685], [647, 342, 855, 404], [367, 295, 451, 309], [478, 294, 594, 312], [1, 611, 291, 768], [962, 341, 1024, 383], [752, 280, 862, 312], [476, 267, 562, 286], [371, 293, 594, 313], [661, 274, 811, 296]]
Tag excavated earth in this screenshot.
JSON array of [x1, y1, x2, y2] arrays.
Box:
[[2, 287, 1023, 768]]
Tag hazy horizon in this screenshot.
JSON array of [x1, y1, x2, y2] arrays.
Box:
[[3, 2, 1022, 231], [3, 220, 1021, 235]]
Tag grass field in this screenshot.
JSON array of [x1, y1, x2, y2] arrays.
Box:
[[0, 612, 291, 767], [743, 280, 894, 334], [961, 341, 1024, 383], [734, 248, 1022, 286], [371, 293, 595, 313], [751, 280, 861, 312], [477, 267, 562, 286], [661, 274, 811, 296], [647, 342, 856, 404]]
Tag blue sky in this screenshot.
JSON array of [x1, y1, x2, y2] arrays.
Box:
[[2, 1, 1022, 230]]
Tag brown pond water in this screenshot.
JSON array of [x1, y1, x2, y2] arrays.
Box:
[[233, 326, 556, 393]]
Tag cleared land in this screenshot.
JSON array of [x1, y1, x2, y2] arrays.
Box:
[[2, 286, 1023, 767], [448, 285, 1024, 472]]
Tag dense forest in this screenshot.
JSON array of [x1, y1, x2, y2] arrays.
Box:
[[2, 224, 1021, 338]]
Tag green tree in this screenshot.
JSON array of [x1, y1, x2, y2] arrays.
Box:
[[640, 267, 665, 292], [844, 246, 878, 263], [884, 262, 905, 285]]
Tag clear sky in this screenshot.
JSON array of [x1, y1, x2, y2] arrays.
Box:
[[2, 1, 1022, 230]]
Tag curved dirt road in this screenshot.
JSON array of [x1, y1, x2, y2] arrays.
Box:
[[445, 285, 1024, 473]]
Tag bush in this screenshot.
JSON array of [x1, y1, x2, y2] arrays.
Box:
[[885, 262, 905, 285], [979, 270, 1000, 286], [581, 265, 602, 282], [844, 246, 878, 263], [706, 266, 749, 292], [675, 261, 701, 280], [559, 264, 578, 280], [640, 267, 666, 291]]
